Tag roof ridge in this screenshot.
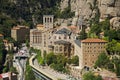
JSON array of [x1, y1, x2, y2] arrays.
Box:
[[81, 38, 107, 43]]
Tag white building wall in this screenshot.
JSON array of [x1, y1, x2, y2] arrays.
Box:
[[74, 42, 83, 69]]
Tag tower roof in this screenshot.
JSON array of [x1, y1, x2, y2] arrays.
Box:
[[55, 28, 72, 36], [81, 38, 107, 43], [43, 15, 54, 17], [54, 40, 70, 44]]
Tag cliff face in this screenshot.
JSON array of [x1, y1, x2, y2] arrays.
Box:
[[2, 0, 120, 28], [60, 0, 120, 28]]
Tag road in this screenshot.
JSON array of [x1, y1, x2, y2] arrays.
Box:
[[30, 53, 81, 80], [32, 57, 68, 80], [15, 59, 24, 80], [13, 44, 29, 80], [20, 59, 27, 72]]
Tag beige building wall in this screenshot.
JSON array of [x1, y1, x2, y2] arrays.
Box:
[[30, 16, 76, 57], [74, 39, 107, 69], [81, 39, 107, 68], [43, 15, 54, 30], [30, 24, 54, 55], [74, 40, 83, 69], [40, 15, 54, 54], [53, 42, 71, 56], [11, 26, 29, 42], [36, 24, 44, 30], [30, 29, 42, 49], [17, 28, 29, 41], [41, 31, 50, 54], [47, 27, 75, 57], [11, 29, 17, 41]]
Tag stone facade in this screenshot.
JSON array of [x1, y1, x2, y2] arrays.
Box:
[[30, 29, 42, 49], [47, 27, 75, 56], [82, 38, 107, 68], [11, 25, 29, 42], [30, 15, 54, 54], [43, 15, 54, 30], [74, 40, 82, 68], [30, 27, 75, 56], [30, 15, 76, 57], [74, 38, 107, 69]]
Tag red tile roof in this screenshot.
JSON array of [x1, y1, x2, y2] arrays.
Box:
[[12, 25, 29, 30], [69, 26, 77, 29], [81, 38, 107, 43], [36, 24, 43, 27], [103, 77, 118, 80]]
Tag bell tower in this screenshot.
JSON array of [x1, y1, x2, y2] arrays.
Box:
[[43, 15, 54, 30]]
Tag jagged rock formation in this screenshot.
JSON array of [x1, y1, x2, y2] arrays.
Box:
[[60, 0, 69, 11], [99, 0, 120, 18], [60, 0, 120, 28], [3, 0, 120, 29], [110, 17, 120, 29]]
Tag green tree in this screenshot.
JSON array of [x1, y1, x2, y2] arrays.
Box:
[[78, 29, 87, 40], [116, 30, 120, 40], [106, 40, 120, 55], [100, 19, 110, 31], [95, 52, 109, 68], [106, 40, 117, 54], [116, 64, 120, 76], [2, 66, 8, 73], [0, 14, 17, 37], [0, 51, 3, 65], [0, 39, 5, 69], [105, 30, 115, 41], [25, 61, 35, 80], [83, 72, 102, 80], [10, 67, 18, 74], [46, 52, 57, 65], [104, 30, 120, 41], [56, 54, 67, 67], [71, 55, 79, 66], [25, 39, 29, 47], [106, 62, 115, 72], [90, 24, 101, 35], [111, 57, 120, 76], [46, 53, 68, 73]]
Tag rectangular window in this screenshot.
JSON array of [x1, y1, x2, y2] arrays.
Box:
[[59, 36, 61, 39], [55, 46, 58, 51], [54, 36, 56, 39], [64, 36, 67, 39], [44, 42, 46, 47], [60, 46, 62, 51]]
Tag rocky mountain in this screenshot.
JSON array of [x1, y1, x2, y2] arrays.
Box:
[[0, 0, 120, 28], [60, 0, 120, 28]]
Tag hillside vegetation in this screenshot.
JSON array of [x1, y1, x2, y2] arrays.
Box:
[[0, 0, 75, 38]]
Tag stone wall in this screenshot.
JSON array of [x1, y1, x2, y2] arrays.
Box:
[[60, 0, 120, 28]]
